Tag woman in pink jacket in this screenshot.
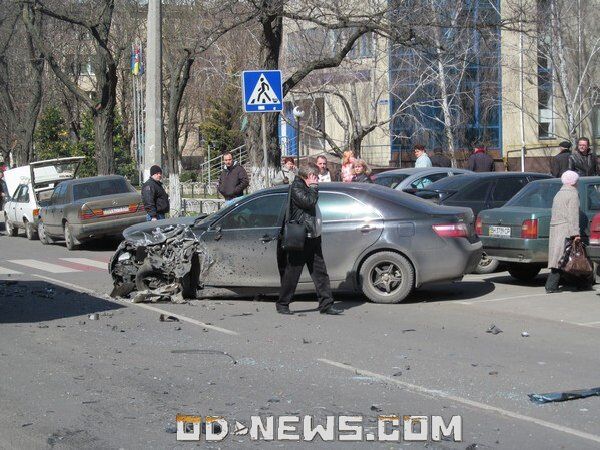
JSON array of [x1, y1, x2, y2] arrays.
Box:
[[341, 150, 355, 182]]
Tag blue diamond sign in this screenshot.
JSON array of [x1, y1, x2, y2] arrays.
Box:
[[242, 70, 283, 113]]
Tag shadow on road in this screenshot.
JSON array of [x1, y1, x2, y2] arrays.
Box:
[[482, 273, 548, 288], [0, 279, 124, 324], [403, 280, 496, 304]]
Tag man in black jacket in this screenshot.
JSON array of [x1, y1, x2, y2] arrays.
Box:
[[569, 137, 597, 176], [429, 148, 452, 167], [550, 141, 572, 178], [142, 165, 169, 221], [467, 146, 495, 172], [277, 163, 342, 315], [217, 152, 249, 201]]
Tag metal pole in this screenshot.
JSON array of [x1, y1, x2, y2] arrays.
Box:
[[144, 0, 162, 180], [518, 4, 526, 173], [261, 114, 270, 187], [295, 116, 301, 168], [207, 144, 211, 185]]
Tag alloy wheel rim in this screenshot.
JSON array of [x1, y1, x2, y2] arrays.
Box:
[[371, 262, 403, 294]]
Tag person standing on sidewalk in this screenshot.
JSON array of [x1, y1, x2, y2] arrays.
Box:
[[413, 144, 432, 168], [277, 163, 342, 316], [142, 165, 169, 221], [217, 152, 249, 200], [568, 137, 597, 176], [467, 145, 495, 172]]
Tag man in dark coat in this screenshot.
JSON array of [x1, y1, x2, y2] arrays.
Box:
[[429, 148, 452, 167], [569, 137, 597, 176], [217, 152, 249, 201], [550, 141, 572, 178], [277, 163, 342, 316], [467, 146, 495, 172], [0, 170, 9, 210], [142, 165, 169, 221]]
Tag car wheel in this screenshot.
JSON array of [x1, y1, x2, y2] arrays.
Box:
[[359, 251, 414, 304], [64, 222, 78, 250], [507, 263, 542, 281], [474, 253, 500, 274], [25, 220, 38, 240], [5, 220, 18, 237], [181, 254, 200, 299], [38, 222, 54, 245]]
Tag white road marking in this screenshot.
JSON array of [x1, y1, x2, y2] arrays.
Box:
[[319, 358, 600, 445], [454, 292, 549, 305], [60, 257, 108, 270], [8, 259, 81, 274], [31, 274, 238, 336], [0, 266, 22, 275]]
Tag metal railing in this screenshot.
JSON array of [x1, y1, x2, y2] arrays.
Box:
[[198, 144, 248, 184]]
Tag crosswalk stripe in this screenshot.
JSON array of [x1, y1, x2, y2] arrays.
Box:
[[60, 258, 108, 270], [8, 259, 81, 274], [0, 266, 22, 275]]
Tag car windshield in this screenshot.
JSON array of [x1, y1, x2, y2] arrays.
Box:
[[374, 174, 409, 188], [73, 178, 134, 201], [424, 174, 473, 191], [505, 182, 561, 208]]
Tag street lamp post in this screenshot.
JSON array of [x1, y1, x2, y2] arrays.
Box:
[[292, 106, 305, 168]]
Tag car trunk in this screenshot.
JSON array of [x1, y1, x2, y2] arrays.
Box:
[[78, 193, 144, 223], [430, 205, 478, 243], [479, 206, 551, 239]]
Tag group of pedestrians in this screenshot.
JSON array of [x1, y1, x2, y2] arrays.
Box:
[[551, 137, 596, 178], [410, 143, 495, 172]]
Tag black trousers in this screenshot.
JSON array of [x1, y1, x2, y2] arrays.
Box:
[[277, 237, 334, 311]]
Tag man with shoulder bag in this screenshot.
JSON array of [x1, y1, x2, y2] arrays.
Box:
[[277, 163, 342, 315]]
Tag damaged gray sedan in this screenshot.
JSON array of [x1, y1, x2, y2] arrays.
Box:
[[110, 183, 483, 304]]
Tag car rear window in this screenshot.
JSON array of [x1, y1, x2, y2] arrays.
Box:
[[505, 182, 561, 208], [587, 184, 600, 210], [73, 178, 134, 201], [374, 174, 409, 188], [425, 174, 474, 190]]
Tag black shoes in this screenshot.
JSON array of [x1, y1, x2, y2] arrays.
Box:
[[320, 305, 343, 315], [276, 306, 293, 315]]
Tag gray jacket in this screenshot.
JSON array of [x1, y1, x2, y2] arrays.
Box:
[[547, 185, 580, 269], [272, 168, 296, 186]]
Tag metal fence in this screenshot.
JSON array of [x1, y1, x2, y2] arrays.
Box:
[[181, 198, 225, 216]]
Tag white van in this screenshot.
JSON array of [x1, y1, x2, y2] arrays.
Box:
[[3, 157, 84, 239]]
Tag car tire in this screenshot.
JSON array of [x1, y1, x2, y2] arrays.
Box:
[[507, 263, 542, 281], [359, 251, 414, 304], [474, 253, 500, 274], [38, 222, 54, 245], [5, 220, 18, 237], [64, 222, 78, 250], [25, 220, 38, 240], [181, 254, 200, 299]]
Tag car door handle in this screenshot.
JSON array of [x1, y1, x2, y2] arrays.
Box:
[[260, 234, 277, 243], [358, 224, 376, 233]]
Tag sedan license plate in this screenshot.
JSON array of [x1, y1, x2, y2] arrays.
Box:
[[489, 225, 511, 238], [104, 206, 129, 215]]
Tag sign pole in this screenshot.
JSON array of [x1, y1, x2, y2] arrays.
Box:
[[261, 114, 270, 187]]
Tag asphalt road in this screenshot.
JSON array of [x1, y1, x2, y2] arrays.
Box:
[[1, 229, 600, 449]]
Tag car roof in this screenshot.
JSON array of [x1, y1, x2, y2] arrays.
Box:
[[62, 175, 126, 185], [456, 171, 549, 178], [374, 168, 468, 176]]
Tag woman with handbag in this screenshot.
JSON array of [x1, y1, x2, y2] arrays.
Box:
[[545, 170, 585, 293], [277, 163, 342, 315]]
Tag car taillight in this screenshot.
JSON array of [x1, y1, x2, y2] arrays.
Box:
[[521, 219, 538, 239], [79, 206, 103, 220], [432, 223, 469, 238], [33, 209, 39, 218], [475, 215, 483, 235], [128, 202, 142, 212], [590, 214, 600, 245]]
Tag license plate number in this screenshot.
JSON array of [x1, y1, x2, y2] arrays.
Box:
[[104, 206, 129, 215], [489, 225, 511, 238]]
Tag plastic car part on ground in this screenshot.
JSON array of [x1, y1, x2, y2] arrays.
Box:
[[528, 387, 600, 404], [109, 223, 213, 303]]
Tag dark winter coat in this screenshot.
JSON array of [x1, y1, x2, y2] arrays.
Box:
[[569, 151, 598, 176], [467, 152, 495, 172], [550, 149, 571, 178], [352, 173, 373, 183], [142, 178, 170, 218], [217, 162, 249, 200], [0, 178, 9, 209], [289, 177, 320, 238], [430, 153, 452, 168]]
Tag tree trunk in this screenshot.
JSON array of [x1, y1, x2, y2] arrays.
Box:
[[94, 110, 115, 175]]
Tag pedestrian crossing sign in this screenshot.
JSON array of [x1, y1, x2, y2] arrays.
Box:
[[242, 70, 283, 113]]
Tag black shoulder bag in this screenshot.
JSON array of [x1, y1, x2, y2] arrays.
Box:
[[281, 185, 306, 251]]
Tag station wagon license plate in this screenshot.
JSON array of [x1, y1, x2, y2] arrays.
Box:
[[489, 225, 511, 238], [104, 206, 129, 215]]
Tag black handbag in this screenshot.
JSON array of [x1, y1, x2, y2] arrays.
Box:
[[281, 185, 306, 251]]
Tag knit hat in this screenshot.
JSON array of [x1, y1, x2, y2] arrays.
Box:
[[559, 141, 571, 150], [150, 165, 162, 176], [561, 170, 579, 186]]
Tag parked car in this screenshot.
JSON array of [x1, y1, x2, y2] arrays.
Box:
[[111, 183, 483, 304], [415, 172, 552, 273], [3, 157, 84, 239], [477, 176, 600, 281], [38, 175, 146, 250], [373, 167, 470, 192]]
